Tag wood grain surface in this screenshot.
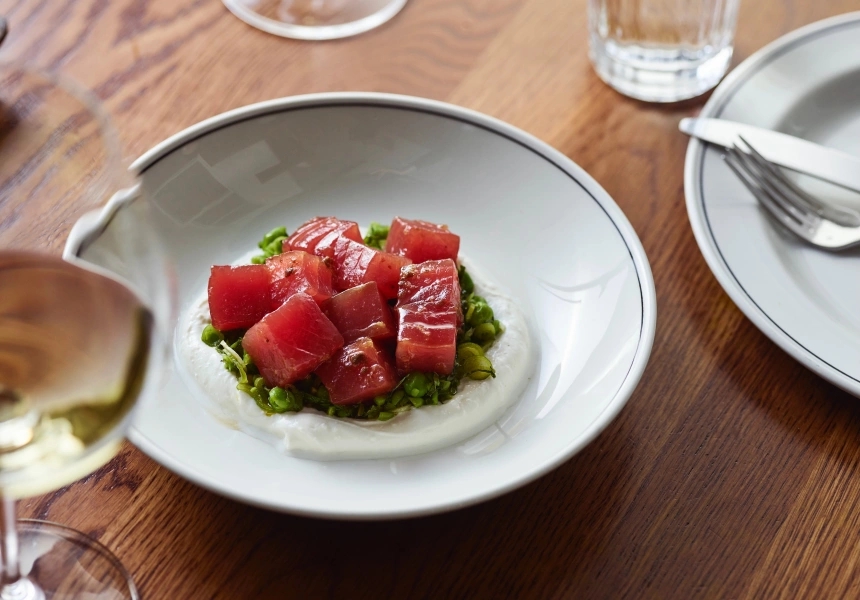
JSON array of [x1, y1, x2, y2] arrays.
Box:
[[3, 0, 860, 597]]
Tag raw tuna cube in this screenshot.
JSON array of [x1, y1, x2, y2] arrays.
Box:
[[267, 251, 334, 308], [315, 337, 398, 405], [385, 217, 460, 263], [395, 259, 462, 375], [321, 282, 397, 343], [332, 237, 411, 300], [396, 310, 459, 374], [208, 264, 271, 331], [397, 258, 463, 324], [287, 216, 362, 259], [243, 293, 344, 387]]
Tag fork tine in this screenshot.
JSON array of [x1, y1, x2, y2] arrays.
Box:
[[738, 136, 818, 210], [737, 135, 860, 227], [726, 146, 808, 225], [731, 144, 815, 224], [724, 150, 814, 242]]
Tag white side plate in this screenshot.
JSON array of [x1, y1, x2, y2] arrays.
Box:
[[685, 13, 860, 397]]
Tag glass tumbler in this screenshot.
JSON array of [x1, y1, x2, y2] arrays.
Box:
[[588, 0, 741, 102]]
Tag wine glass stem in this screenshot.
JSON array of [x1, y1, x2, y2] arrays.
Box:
[[0, 497, 18, 584], [0, 497, 44, 600]]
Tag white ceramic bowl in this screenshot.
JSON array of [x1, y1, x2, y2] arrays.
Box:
[[74, 93, 656, 519]]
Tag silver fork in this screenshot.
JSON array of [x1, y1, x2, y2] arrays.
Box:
[[723, 136, 860, 251]]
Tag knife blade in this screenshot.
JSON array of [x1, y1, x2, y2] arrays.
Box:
[[679, 117, 860, 194]]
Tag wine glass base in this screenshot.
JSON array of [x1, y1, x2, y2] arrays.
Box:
[[1, 520, 138, 600], [222, 0, 407, 40], [1, 577, 43, 600]]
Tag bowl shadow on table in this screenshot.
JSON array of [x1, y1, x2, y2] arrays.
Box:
[[137, 428, 637, 599]]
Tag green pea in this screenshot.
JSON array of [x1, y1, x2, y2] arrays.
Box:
[[468, 302, 494, 326], [457, 342, 484, 360], [463, 355, 495, 380], [378, 411, 395, 421], [268, 387, 301, 413], [259, 226, 288, 249], [493, 319, 504, 335], [201, 325, 223, 347], [472, 322, 497, 343], [374, 395, 387, 407], [403, 372, 431, 397], [269, 386, 287, 405]]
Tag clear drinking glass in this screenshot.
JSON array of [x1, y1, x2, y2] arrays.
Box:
[[0, 61, 170, 599], [588, 0, 741, 102], [222, 0, 408, 40]]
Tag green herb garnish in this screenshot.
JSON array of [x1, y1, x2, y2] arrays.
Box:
[[363, 222, 389, 250], [251, 226, 289, 264]]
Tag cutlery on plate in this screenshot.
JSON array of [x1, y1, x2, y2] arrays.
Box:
[[723, 137, 860, 250], [680, 117, 860, 194]]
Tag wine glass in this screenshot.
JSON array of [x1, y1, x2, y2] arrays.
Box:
[[0, 61, 171, 598], [221, 0, 408, 40]]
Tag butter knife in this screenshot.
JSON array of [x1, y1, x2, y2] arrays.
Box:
[[679, 117, 860, 194]]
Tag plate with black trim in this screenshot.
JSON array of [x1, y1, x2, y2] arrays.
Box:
[[101, 93, 656, 519], [685, 13, 860, 398]]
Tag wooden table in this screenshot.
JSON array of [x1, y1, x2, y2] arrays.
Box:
[[4, 0, 860, 597]]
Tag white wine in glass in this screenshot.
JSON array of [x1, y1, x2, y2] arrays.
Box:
[[0, 61, 170, 599]]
